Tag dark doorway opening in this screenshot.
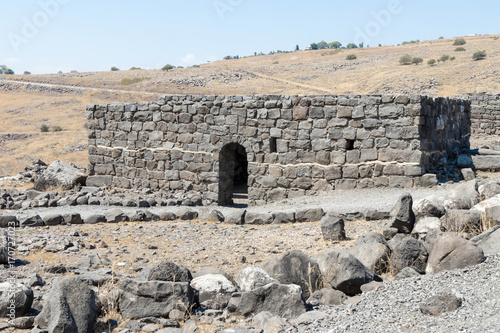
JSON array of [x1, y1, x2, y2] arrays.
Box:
[[219, 143, 248, 206]]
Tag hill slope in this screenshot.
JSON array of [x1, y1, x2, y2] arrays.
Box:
[[0, 34, 499, 176]]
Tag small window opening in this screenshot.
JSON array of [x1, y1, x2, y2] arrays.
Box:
[[346, 140, 355, 151], [270, 138, 277, 153]]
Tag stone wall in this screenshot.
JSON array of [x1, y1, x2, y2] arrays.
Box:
[[465, 93, 500, 136], [86, 94, 470, 206]]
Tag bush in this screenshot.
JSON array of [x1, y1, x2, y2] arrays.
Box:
[[161, 64, 174, 71], [40, 124, 49, 133], [399, 54, 413, 65], [453, 38, 466, 46], [412, 57, 423, 65], [455, 47, 466, 52], [111, 66, 120, 71], [346, 43, 358, 49], [450, 56, 456, 61], [473, 50, 486, 61], [346, 54, 357, 60], [191, 64, 200, 68], [129, 67, 141, 70], [23, 71, 31, 75], [438, 36, 444, 39], [440, 54, 450, 62], [427, 59, 436, 66], [52, 126, 63, 132], [272, 61, 279, 65], [0, 65, 14, 75]]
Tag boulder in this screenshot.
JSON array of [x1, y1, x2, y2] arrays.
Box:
[[85, 175, 112, 187], [471, 155, 500, 171], [471, 194, 500, 213], [390, 237, 428, 274], [236, 266, 278, 292], [190, 274, 237, 309], [420, 292, 462, 316], [315, 249, 374, 296], [426, 235, 485, 274], [34, 160, 87, 191], [119, 279, 194, 319], [62, 213, 83, 225], [440, 209, 482, 234], [471, 225, 500, 255], [394, 267, 421, 280], [192, 267, 236, 286], [306, 288, 348, 307], [40, 213, 63, 226], [320, 213, 346, 241], [83, 214, 106, 224], [225, 210, 246, 225], [347, 243, 390, 274], [18, 213, 44, 227], [237, 283, 306, 319], [412, 197, 446, 219], [147, 262, 192, 282], [252, 311, 289, 333], [478, 181, 500, 200], [461, 168, 475, 181], [272, 211, 296, 224], [295, 208, 325, 222], [483, 206, 500, 227], [0, 215, 17, 228], [0, 283, 33, 318], [354, 232, 388, 247], [105, 209, 129, 223], [176, 208, 198, 221], [443, 180, 479, 210], [245, 211, 273, 225], [412, 217, 441, 235], [389, 193, 415, 233], [198, 209, 224, 223], [364, 209, 391, 221], [262, 250, 322, 298], [34, 277, 96, 333]]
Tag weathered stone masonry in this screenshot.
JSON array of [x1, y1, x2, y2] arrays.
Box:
[[86, 94, 470, 206], [464, 93, 500, 135]]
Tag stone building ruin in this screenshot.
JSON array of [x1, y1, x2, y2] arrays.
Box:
[[86, 94, 471, 206]]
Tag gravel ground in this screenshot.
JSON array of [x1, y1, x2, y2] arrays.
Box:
[[305, 254, 500, 333]]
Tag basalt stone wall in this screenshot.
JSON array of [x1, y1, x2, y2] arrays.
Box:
[[463, 93, 500, 135], [86, 94, 470, 206]]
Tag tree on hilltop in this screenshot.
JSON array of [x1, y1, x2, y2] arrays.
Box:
[[329, 41, 342, 49]]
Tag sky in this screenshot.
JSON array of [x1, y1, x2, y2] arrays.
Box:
[[0, 0, 498, 74]]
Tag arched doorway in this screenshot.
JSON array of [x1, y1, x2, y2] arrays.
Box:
[[218, 143, 248, 206]]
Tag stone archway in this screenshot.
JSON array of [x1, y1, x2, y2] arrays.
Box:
[[218, 142, 248, 205]]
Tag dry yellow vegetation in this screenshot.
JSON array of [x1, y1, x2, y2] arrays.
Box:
[[0, 34, 499, 176]]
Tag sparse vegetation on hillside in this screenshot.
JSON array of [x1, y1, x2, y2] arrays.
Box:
[[453, 38, 467, 46], [161, 64, 174, 71], [411, 57, 423, 65], [0, 65, 14, 75], [52, 125, 63, 132], [111, 66, 120, 71], [440, 54, 450, 63], [399, 54, 413, 65], [473, 50, 487, 61], [455, 47, 466, 52], [23, 71, 31, 75], [119, 77, 151, 85], [40, 124, 49, 133], [346, 54, 357, 60], [401, 40, 420, 45], [129, 67, 141, 70], [427, 59, 437, 66]]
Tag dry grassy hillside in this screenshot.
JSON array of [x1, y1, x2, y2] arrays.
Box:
[[0, 34, 499, 177]]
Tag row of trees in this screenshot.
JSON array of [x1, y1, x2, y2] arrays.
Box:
[[309, 41, 362, 50]]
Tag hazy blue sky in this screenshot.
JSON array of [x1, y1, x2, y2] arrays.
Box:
[[0, 0, 498, 74]]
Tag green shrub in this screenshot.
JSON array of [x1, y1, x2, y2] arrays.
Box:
[[440, 54, 450, 62], [455, 47, 466, 52], [473, 50, 486, 61], [399, 54, 413, 65], [412, 57, 423, 65], [346, 43, 358, 49], [111, 66, 120, 71], [40, 124, 49, 132], [453, 38, 466, 46], [23, 71, 31, 75], [129, 67, 141, 70], [450, 56, 456, 61], [191, 65, 200, 68], [52, 126, 63, 132], [272, 61, 279, 64], [427, 59, 436, 66], [438, 36, 444, 39], [161, 64, 174, 71], [346, 54, 357, 60]]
